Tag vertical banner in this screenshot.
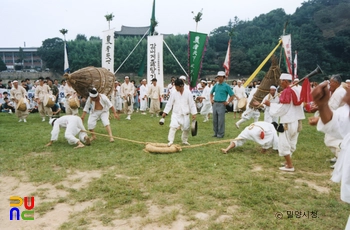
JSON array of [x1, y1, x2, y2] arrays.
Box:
[[147, 35, 164, 92], [223, 39, 231, 78], [64, 41, 70, 73], [102, 28, 115, 73], [188, 31, 208, 88], [293, 50, 298, 79], [281, 34, 292, 75]]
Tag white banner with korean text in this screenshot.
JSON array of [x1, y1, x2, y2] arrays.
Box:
[[147, 35, 164, 93], [102, 28, 115, 73]]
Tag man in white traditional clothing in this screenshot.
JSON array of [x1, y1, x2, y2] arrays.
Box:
[[112, 80, 123, 113], [10, 80, 29, 122], [35, 77, 53, 122], [221, 121, 278, 154], [262, 73, 305, 172], [235, 86, 260, 128], [120, 76, 135, 120], [261, 85, 279, 123], [64, 80, 79, 115], [46, 115, 91, 149], [309, 75, 346, 168], [234, 80, 247, 119], [81, 88, 119, 142], [162, 78, 197, 146], [139, 79, 148, 115], [312, 80, 350, 216], [196, 80, 212, 122], [148, 78, 162, 117]]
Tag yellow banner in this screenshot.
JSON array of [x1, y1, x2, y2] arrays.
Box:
[[243, 40, 282, 87]]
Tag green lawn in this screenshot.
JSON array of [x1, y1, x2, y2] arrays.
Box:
[[0, 110, 348, 229]]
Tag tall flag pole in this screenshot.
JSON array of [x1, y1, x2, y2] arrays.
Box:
[[138, 0, 156, 77], [294, 50, 298, 79], [223, 39, 231, 79]]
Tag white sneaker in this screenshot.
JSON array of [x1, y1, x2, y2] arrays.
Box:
[[182, 142, 190, 145], [203, 119, 208, 123], [23, 119, 27, 123], [126, 115, 131, 120], [167, 142, 173, 147], [18, 119, 23, 122], [9, 110, 12, 114], [279, 166, 295, 172], [42, 118, 45, 122]]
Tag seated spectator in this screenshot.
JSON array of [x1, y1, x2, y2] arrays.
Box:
[[1, 97, 15, 113]]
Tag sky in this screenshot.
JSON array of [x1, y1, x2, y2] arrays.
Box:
[[1, 0, 307, 48]]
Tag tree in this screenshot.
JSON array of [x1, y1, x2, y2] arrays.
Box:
[[0, 58, 6, 71], [37, 38, 64, 72], [192, 9, 203, 32], [104, 13, 114, 29]]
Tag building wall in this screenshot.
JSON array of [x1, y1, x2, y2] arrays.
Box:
[[0, 47, 43, 70]]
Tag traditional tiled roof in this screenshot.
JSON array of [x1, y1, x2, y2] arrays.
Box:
[[115, 25, 150, 36]]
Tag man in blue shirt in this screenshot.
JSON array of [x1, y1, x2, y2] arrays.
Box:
[[210, 71, 235, 138]]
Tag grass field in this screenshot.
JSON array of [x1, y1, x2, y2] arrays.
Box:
[[0, 110, 348, 230]]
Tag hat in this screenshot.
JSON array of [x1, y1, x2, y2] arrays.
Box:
[[293, 78, 299, 82], [179, 76, 186, 80], [207, 81, 211, 84], [201, 79, 207, 83], [280, 73, 292, 81], [151, 78, 157, 81], [270, 85, 277, 90], [346, 79, 350, 83], [12, 80, 18, 83], [142, 79, 146, 82], [89, 88, 99, 98], [217, 71, 225, 77], [124, 76, 129, 79], [49, 118, 57, 126], [237, 80, 242, 83], [114, 80, 119, 83]]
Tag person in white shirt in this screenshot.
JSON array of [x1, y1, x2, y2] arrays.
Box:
[[196, 80, 212, 122], [234, 80, 247, 119], [81, 88, 119, 142], [235, 86, 260, 128], [261, 85, 279, 123], [46, 115, 91, 149], [148, 78, 162, 117], [112, 80, 123, 112], [221, 121, 278, 154], [262, 73, 305, 172], [34, 77, 52, 121], [162, 78, 197, 146], [139, 79, 148, 114], [120, 76, 135, 120]]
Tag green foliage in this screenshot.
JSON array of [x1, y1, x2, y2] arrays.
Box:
[[36, 0, 350, 79], [0, 57, 6, 71]]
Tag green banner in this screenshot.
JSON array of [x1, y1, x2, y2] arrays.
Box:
[[188, 31, 208, 88]]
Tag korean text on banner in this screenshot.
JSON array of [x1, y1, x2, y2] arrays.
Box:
[[147, 35, 164, 93], [102, 28, 115, 73], [188, 31, 208, 88]]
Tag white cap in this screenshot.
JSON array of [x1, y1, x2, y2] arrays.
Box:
[[179, 76, 186, 80], [89, 88, 99, 98], [293, 78, 299, 82], [280, 73, 292, 81], [207, 81, 211, 84], [217, 71, 225, 77], [142, 79, 146, 82], [114, 80, 119, 83], [201, 79, 207, 83], [237, 80, 242, 83], [124, 76, 129, 79], [270, 85, 277, 90], [12, 80, 18, 83], [346, 79, 350, 83]]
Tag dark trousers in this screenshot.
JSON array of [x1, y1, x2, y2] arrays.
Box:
[[212, 102, 226, 137]]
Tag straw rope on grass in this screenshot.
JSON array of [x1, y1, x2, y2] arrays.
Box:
[[83, 130, 232, 153]]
